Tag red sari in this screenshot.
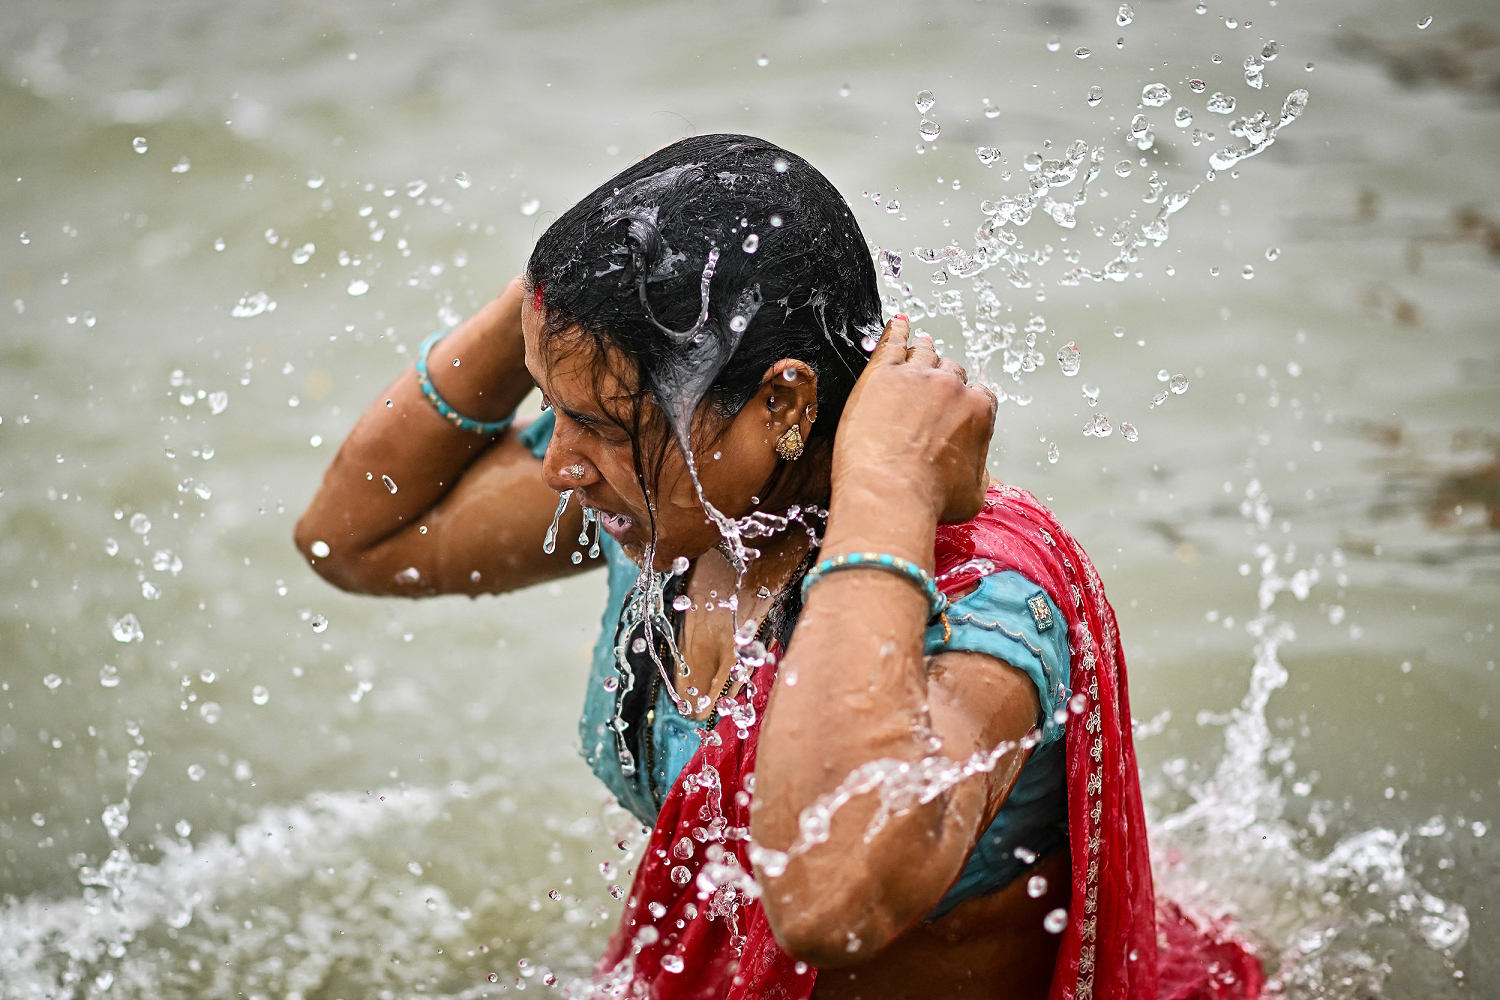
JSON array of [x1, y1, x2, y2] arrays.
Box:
[[593, 484, 1263, 999]]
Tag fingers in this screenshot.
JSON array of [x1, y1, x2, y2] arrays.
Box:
[[905, 330, 939, 367], [867, 314, 911, 365], [937, 358, 968, 382]]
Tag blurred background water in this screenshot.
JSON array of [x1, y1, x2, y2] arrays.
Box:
[[1, 0, 1497, 997]]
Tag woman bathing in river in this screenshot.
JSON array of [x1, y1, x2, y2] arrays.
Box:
[[296, 134, 1261, 999]]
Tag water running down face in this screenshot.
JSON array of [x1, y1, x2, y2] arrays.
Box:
[[521, 295, 821, 571]]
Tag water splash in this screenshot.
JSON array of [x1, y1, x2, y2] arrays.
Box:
[[1145, 480, 1470, 997]]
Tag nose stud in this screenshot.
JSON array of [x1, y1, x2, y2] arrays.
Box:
[[564, 464, 586, 481]]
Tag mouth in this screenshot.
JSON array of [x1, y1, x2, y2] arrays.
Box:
[[589, 505, 638, 544]]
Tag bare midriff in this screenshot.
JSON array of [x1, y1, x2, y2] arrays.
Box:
[[810, 850, 1069, 1000]]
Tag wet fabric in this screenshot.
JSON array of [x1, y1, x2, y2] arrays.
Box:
[[588, 481, 1266, 1000]]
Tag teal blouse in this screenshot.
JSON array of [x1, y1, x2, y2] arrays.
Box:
[[518, 412, 1069, 917]]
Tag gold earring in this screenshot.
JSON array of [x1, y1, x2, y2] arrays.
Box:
[[775, 425, 804, 461]]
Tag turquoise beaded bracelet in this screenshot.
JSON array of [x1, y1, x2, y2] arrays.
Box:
[[415, 330, 516, 435], [800, 552, 949, 621]]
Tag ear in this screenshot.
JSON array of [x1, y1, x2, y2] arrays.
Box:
[[755, 359, 820, 438]]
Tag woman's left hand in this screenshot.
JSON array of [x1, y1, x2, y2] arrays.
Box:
[[830, 315, 997, 525]]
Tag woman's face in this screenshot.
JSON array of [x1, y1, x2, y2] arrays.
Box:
[[521, 298, 792, 571]]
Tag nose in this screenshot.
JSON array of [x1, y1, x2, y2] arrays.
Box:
[[539, 435, 600, 493]]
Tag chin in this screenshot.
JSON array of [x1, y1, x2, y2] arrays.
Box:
[[618, 534, 718, 574]]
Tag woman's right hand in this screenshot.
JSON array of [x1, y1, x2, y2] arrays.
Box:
[[418, 276, 534, 424]]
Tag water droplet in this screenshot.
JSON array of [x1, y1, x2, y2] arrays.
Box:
[[1044, 907, 1068, 933], [1114, 159, 1133, 177], [199, 701, 222, 724], [1084, 413, 1113, 438], [742, 233, 759, 254], [1027, 875, 1048, 897], [520, 198, 541, 216], [918, 119, 942, 141], [171, 157, 191, 174], [1074, 47, 1091, 59], [381, 474, 398, 494], [43, 673, 62, 690], [310, 614, 329, 633], [1046, 441, 1060, 464], [1056, 341, 1081, 375], [914, 89, 936, 114], [1141, 83, 1172, 107], [975, 146, 1003, 166], [292, 242, 315, 264], [1174, 107, 1194, 128], [773, 158, 789, 173], [231, 291, 274, 318], [306, 174, 325, 189], [346, 278, 369, 297], [454, 170, 472, 189], [1170, 374, 1189, 395], [660, 954, 685, 974], [1046, 38, 1061, 53], [543, 490, 572, 554], [1086, 85, 1104, 107], [670, 865, 691, 885], [1280, 89, 1309, 125], [1116, 4, 1134, 25], [132, 136, 148, 154], [1241, 265, 1255, 279], [877, 249, 902, 278], [310, 539, 331, 558], [1417, 14, 1433, 29], [1121, 422, 1139, 442], [982, 100, 1001, 119], [251, 685, 270, 706], [111, 613, 144, 644], [1206, 92, 1237, 114]]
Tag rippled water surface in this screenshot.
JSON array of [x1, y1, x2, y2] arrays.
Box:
[[2, 1, 1498, 997]]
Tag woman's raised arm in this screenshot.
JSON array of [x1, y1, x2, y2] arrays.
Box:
[[293, 278, 588, 597], [752, 317, 1032, 965]]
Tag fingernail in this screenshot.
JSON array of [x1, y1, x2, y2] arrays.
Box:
[[894, 313, 909, 322]]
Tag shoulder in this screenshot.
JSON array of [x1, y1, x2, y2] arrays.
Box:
[[925, 569, 1072, 744]]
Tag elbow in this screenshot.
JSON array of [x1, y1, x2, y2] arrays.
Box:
[[292, 513, 364, 593], [760, 884, 907, 969]]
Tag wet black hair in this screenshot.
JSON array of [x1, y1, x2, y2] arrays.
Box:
[[525, 134, 882, 466]]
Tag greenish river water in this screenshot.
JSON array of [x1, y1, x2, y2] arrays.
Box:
[[2, 1, 1497, 997]]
